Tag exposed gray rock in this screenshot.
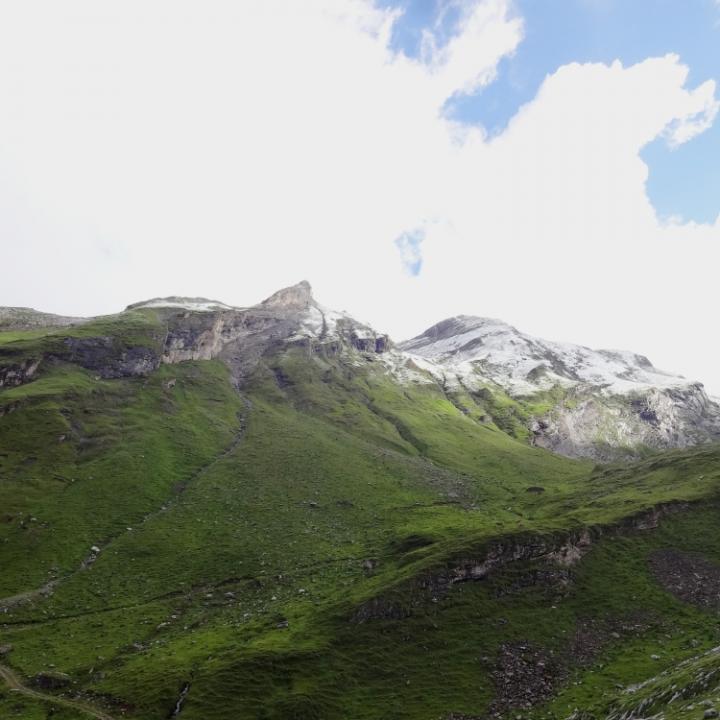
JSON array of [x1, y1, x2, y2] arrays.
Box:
[[260, 280, 313, 310], [1, 282, 392, 393], [32, 671, 72, 690], [59, 336, 160, 378], [649, 549, 720, 609], [155, 281, 391, 384], [0, 358, 40, 388], [490, 641, 564, 714], [530, 384, 720, 461], [355, 501, 688, 622], [4, 284, 717, 463], [0, 307, 86, 331], [400, 315, 720, 460]]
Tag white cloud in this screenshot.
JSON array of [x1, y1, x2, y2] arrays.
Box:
[[0, 0, 719, 392], [423, 0, 523, 97]]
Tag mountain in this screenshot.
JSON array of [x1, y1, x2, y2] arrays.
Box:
[[133, 280, 391, 377], [400, 315, 720, 460], [0, 282, 390, 390], [6, 283, 716, 464], [1, 281, 720, 720]]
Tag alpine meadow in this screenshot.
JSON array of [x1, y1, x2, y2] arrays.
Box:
[[2, 282, 720, 719], [2, 2, 720, 720]]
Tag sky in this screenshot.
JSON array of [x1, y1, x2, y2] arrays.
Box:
[[1, 1, 719, 393]]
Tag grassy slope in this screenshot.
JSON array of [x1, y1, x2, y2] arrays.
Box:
[[0, 310, 163, 354], [1, 325, 719, 719], [0, 692, 87, 720]]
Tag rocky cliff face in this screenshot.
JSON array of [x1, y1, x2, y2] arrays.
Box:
[[2, 285, 717, 460], [60, 336, 161, 379], [132, 281, 391, 384], [528, 383, 720, 460], [0, 358, 41, 389], [0, 282, 392, 394], [400, 315, 720, 460]]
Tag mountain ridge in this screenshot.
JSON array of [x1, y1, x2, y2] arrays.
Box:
[[2, 285, 704, 393], [2, 279, 720, 720], [2, 280, 717, 459]]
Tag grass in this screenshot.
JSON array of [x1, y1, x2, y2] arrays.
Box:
[[0, 691, 84, 720], [1, 323, 720, 719], [0, 309, 165, 367]]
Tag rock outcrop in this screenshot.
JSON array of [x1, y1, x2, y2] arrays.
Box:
[[0, 282, 394, 397], [59, 336, 160, 378], [400, 315, 720, 459], [134, 281, 391, 383], [0, 307, 86, 331], [3, 284, 717, 460], [353, 501, 691, 624], [648, 549, 720, 609], [260, 280, 313, 311], [529, 383, 720, 461], [0, 358, 41, 388]]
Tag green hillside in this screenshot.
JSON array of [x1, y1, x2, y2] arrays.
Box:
[[2, 309, 720, 720]]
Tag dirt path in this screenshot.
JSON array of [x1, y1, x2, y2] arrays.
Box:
[[0, 401, 251, 613], [137, 404, 249, 527], [0, 663, 115, 720], [0, 579, 60, 611]]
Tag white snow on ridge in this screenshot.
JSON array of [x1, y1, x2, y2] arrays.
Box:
[[128, 289, 701, 401], [132, 298, 238, 312], [293, 303, 352, 339], [294, 302, 379, 341], [399, 316, 694, 397]]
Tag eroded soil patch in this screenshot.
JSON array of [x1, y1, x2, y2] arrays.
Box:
[[489, 642, 565, 716], [649, 549, 720, 609]]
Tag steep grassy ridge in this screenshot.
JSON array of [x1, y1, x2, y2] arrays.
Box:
[[1, 317, 719, 719]]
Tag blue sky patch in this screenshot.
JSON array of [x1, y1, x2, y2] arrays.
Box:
[[379, 0, 463, 60], [395, 227, 425, 276]]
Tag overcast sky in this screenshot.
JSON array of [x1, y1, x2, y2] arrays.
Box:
[[2, 1, 719, 393]]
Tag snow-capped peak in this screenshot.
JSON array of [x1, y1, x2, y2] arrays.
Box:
[[400, 315, 693, 397]]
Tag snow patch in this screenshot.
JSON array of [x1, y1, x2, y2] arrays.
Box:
[[132, 299, 237, 312], [400, 316, 695, 397], [293, 302, 378, 342]]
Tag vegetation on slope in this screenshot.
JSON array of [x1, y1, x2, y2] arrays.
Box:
[[1, 318, 719, 719]]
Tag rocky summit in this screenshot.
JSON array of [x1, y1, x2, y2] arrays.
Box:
[[4, 282, 716, 460], [400, 315, 720, 460], [2, 281, 720, 720]]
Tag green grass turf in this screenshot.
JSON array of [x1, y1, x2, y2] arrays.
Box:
[[1, 323, 720, 719]]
